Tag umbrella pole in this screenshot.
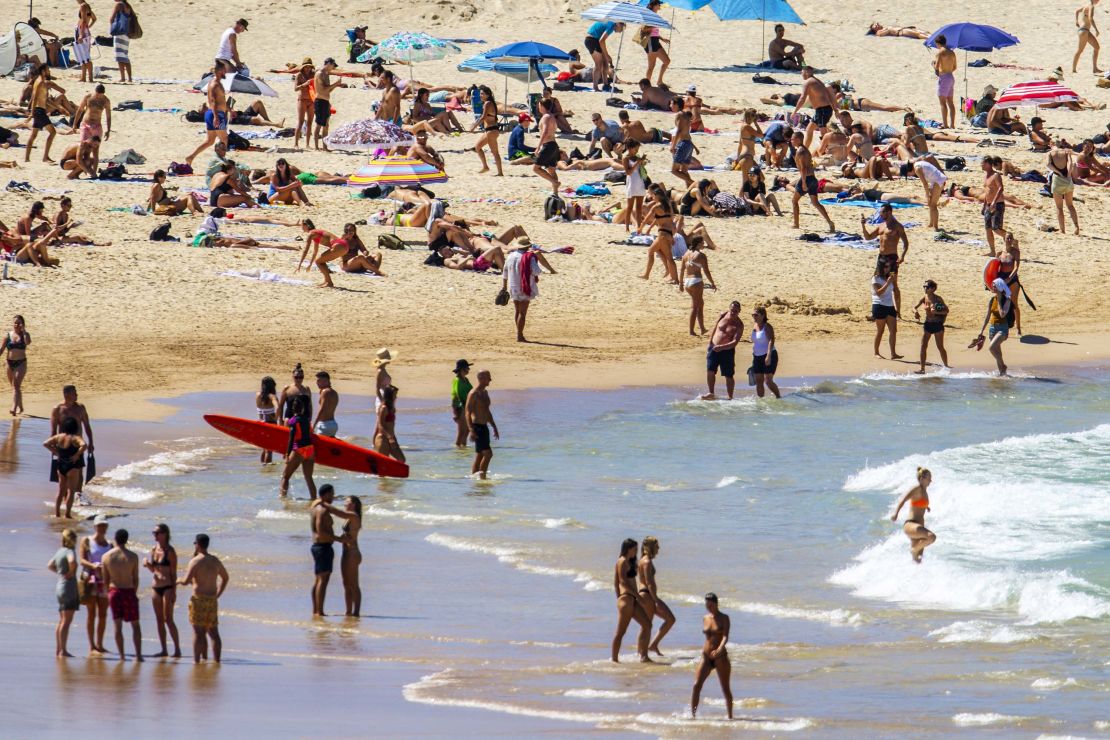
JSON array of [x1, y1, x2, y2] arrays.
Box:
[[668, 7, 676, 58], [612, 30, 625, 91], [963, 49, 968, 103], [762, 0, 766, 60]]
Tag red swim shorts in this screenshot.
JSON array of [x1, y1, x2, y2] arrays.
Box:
[[108, 587, 139, 622]]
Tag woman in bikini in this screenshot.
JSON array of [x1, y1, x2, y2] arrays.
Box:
[[51, 197, 108, 245], [611, 538, 651, 663], [374, 385, 405, 462], [208, 163, 256, 208], [945, 183, 1034, 209], [3, 315, 30, 416], [472, 86, 503, 177], [830, 82, 911, 113], [43, 416, 85, 518], [147, 170, 203, 215], [638, 536, 675, 656], [999, 233, 1024, 334], [339, 225, 385, 276], [840, 156, 895, 180], [644, 0, 671, 85], [296, 219, 349, 288], [679, 236, 716, 336], [913, 280, 950, 373], [691, 593, 733, 719], [267, 158, 312, 206], [293, 60, 315, 149], [641, 183, 679, 284], [144, 523, 181, 658], [18, 201, 51, 239], [1073, 0, 1103, 74], [679, 179, 720, 217], [867, 23, 930, 39], [406, 87, 463, 136], [341, 495, 363, 616], [736, 108, 761, 179], [256, 376, 278, 463], [1073, 139, 1110, 184], [891, 467, 936, 562]]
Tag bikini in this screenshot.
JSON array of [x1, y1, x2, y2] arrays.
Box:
[[151, 547, 175, 595], [5, 331, 27, 370]]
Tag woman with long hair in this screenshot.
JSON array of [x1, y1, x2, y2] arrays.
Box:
[[256, 376, 278, 463], [638, 536, 675, 655], [43, 416, 86, 518], [611, 538, 651, 663], [678, 236, 716, 335], [268, 158, 312, 205], [374, 385, 405, 462], [641, 184, 678, 284], [144, 522, 181, 657], [2, 315, 30, 415], [891, 467, 937, 562], [472, 86, 503, 176], [341, 496, 363, 616]]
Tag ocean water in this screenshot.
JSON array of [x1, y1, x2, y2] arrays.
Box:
[[5, 368, 1110, 736]]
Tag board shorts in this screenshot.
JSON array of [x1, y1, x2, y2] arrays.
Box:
[[872, 304, 896, 320], [472, 423, 491, 453], [535, 141, 560, 167], [311, 542, 334, 575], [983, 201, 1006, 230], [795, 175, 819, 196], [813, 105, 833, 127], [314, 98, 331, 126], [752, 349, 778, 375], [989, 323, 1009, 340], [673, 139, 694, 164], [108, 587, 139, 623], [189, 594, 219, 630], [80, 121, 102, 142], [923, 320, 945, 334], [584, 35, 602, 56], [937, 72, 955, 98], [706, 346, 736, 377], [204, 109, 228, 132], [313, 419, 338, 437], [296, 172, 317, 185], [32, 107, 51, 130], [876, 252, 899, 274]]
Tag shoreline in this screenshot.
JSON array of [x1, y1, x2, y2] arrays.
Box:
[[14, 329, 1109, 422]]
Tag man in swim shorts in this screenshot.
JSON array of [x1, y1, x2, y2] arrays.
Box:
[[793, 67, 836, 144], [703, 301, 742, 400], [465, 370, 499, 479], [102, 528, 142, 661], [768, 24, 805, 69], [313, 370, 339, 437], [313, 58, 347, 151], [860, 203, 909, 316], [310, 484, 351, 615], [533, 99, 562, 193], [671, 107, 697, 187], [932, 34, 957, 128], [74, 84, 111, 164], [178, 533, 229, 663], [790, 130, 835, 232]]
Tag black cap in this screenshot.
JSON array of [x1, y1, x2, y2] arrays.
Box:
[[237, 18, 249, 29], [454, 359, 471, 373], [210, 207, 227, 219], [704, 592, 718, 602], [324, 57, 337, 67]]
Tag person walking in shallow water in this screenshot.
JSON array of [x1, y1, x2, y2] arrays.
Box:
[[638, 536, 675, 656], [466, 370, 499, 479], [691, 593, 732, 719], [891, 467, 936, 563], [611, 538, 651, 663]]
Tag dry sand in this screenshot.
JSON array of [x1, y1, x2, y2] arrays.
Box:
[[2, 0, 1110, 419]]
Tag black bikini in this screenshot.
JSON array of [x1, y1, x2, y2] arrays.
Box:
[[152, 547, 175, 595]]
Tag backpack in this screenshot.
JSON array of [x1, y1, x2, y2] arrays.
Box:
[[184, 110, 204, 123], [149, 222, 172, 241], [97, 163, 126, 180], [1005, 299, 1016, 328], [604, 171, 626, 184], [169, 161, 193, 176], [944, 156, 966, 171], [544, 194, 566, 221], [226, 130, 250, 150], [379, 233, 405, 250]]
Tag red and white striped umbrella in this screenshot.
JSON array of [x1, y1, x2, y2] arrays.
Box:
[[995, 80, 1080, 109]]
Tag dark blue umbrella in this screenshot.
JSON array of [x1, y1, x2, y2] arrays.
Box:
[[924, 23, 1020, 100], [483, 41, 573, 62], [641, 0, 804, 63]]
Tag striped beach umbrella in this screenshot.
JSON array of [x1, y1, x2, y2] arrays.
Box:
[[995, 80, 1080, 109], [325, 119, 413, 151], [346, 155, 448, 188], [582, 1, 672, 28]]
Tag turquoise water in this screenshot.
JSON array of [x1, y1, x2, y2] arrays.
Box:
[[8, 368, 1110, 735]]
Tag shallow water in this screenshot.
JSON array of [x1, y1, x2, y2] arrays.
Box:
[[3, 368, 1109, 735]]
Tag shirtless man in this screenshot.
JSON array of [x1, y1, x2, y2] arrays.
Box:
[[768, 24, 805, 69], [1073, 0, 1103, 73], [314, 58, 347, 151], [793, 67, 836, 147], [465, 370, 499, 480], [60, 138, 98, 180], [313, 371, 339, 438], [376, 70, 402, 126], [861, 204, 909, 316], [310, 484, 355, 616], [671, 106, 697, 187], [837, 110, 874, 144], [74, 85, 111, 165], [185, 66, 229, 166], [24, 64, 63, 163], [617, 110, 671, 144], [932, 34, 958, 129], [177, 533, 229, 663], [51, 385, 95, 504], [532, 98, 561, 193], [683, 86, 742, 132], [702, 301, 743, 400], [410, 131, 445, 172], [636, 78, 676, 110], [981, 156, 1006, 256], [790, 131, 835, 232], [101, 529, 142, 662]]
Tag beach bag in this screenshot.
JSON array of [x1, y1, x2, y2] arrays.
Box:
[[169, 161, 193, 176], [85, 453, 96, 480], [378, 233, 405, 250], [110, 13, 129, 36], [115, 100, 143, 111], [544, 194, 566, 221], [97, 164, 126, 180], [149, 222, 172, 241], [604, 171, 626, 184], [636, 26, 652, 50], [227, 130, 250, 150], [1005, 300, 1016, 328], [129, 13, 143, 39], [495, 287, 510, 306], [184, 110, 204, 123], [553, 79, 574, 92], [944, 156, 966, 171]]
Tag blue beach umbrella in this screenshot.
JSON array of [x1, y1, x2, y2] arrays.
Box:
[[458, 55, 558, 83], [640, 0, 804, 62], [483, 41, 574, 62], [924, 23, 1020, 99]]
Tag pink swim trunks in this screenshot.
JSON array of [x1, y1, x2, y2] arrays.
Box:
[[936, 72, 955, 98], [80, 121, 103, 143]]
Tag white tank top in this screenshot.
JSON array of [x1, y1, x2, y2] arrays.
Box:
[[752, 325, 770, 355], [86, 538, 111, 580], [216, 27, 235, 60]]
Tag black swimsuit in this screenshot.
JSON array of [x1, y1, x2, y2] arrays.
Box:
[[151, 547, 175, 595], [56, 440, 85, 475]]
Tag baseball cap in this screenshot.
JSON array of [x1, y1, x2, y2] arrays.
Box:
[[324, 57, 337, 67], [94, 514, 109, 527], [237, 18, 249, 29], [686, 84, 697, 94], [518, 112, 533, 123]]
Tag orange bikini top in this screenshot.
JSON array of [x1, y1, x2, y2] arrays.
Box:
[[911, 495, 929, 509]]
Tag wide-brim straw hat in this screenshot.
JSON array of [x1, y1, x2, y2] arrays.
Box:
[[373, 348, 397, 367]]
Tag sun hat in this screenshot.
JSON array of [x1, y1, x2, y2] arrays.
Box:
[[373, 348, 397, 367]]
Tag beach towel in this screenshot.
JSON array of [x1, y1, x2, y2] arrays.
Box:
[[797, 232, 878, 249], [820, 199, 922, 209], [614, 234, 655, 246], [219, 269, 310, 285], [519, 250, 537, 297]]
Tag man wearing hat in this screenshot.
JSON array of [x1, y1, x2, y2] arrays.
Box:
[[373, 348, 396, 408], [507, 113, 535, 162], [80, 515, 112, 653], [450, 360, 473, 448], [215, 18, 249, 73]]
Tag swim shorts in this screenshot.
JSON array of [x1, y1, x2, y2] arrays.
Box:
[[876, 252, 899, 274], [311, 542, 334, 575], [752, 349, 778, 375], [673, 139, 694, 164], [204, 109, 228, 132], [472, 423, 491, 453], [983, 202, 1006, 230], [189, 594, 219, 629], [871, 304, 896, 320], [706, 346, 736, 377], [108, 586, 139, 622], [314, 98, 331, 126], [535, 140, 560, 167], [795, 175, 819, 196], [296, 172, 318, 185], [313, 419, 338, 438], [813, 105, 833, 127], [80, 121, 102, 142], [32, 107, 51, 130], [647, 37, 663, 53], [923, 320, 945, 334], [583, 36, 602, 56], [936, 72, 955, 98]]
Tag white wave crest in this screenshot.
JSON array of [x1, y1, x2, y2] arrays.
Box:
[[85, 485, 158, 503], [100, 447, 214, 482], [928, 620, 1036, 644], [255, 509, 300, 521]]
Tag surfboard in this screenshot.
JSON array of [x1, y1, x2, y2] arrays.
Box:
[[203, 414, 409, 479]]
